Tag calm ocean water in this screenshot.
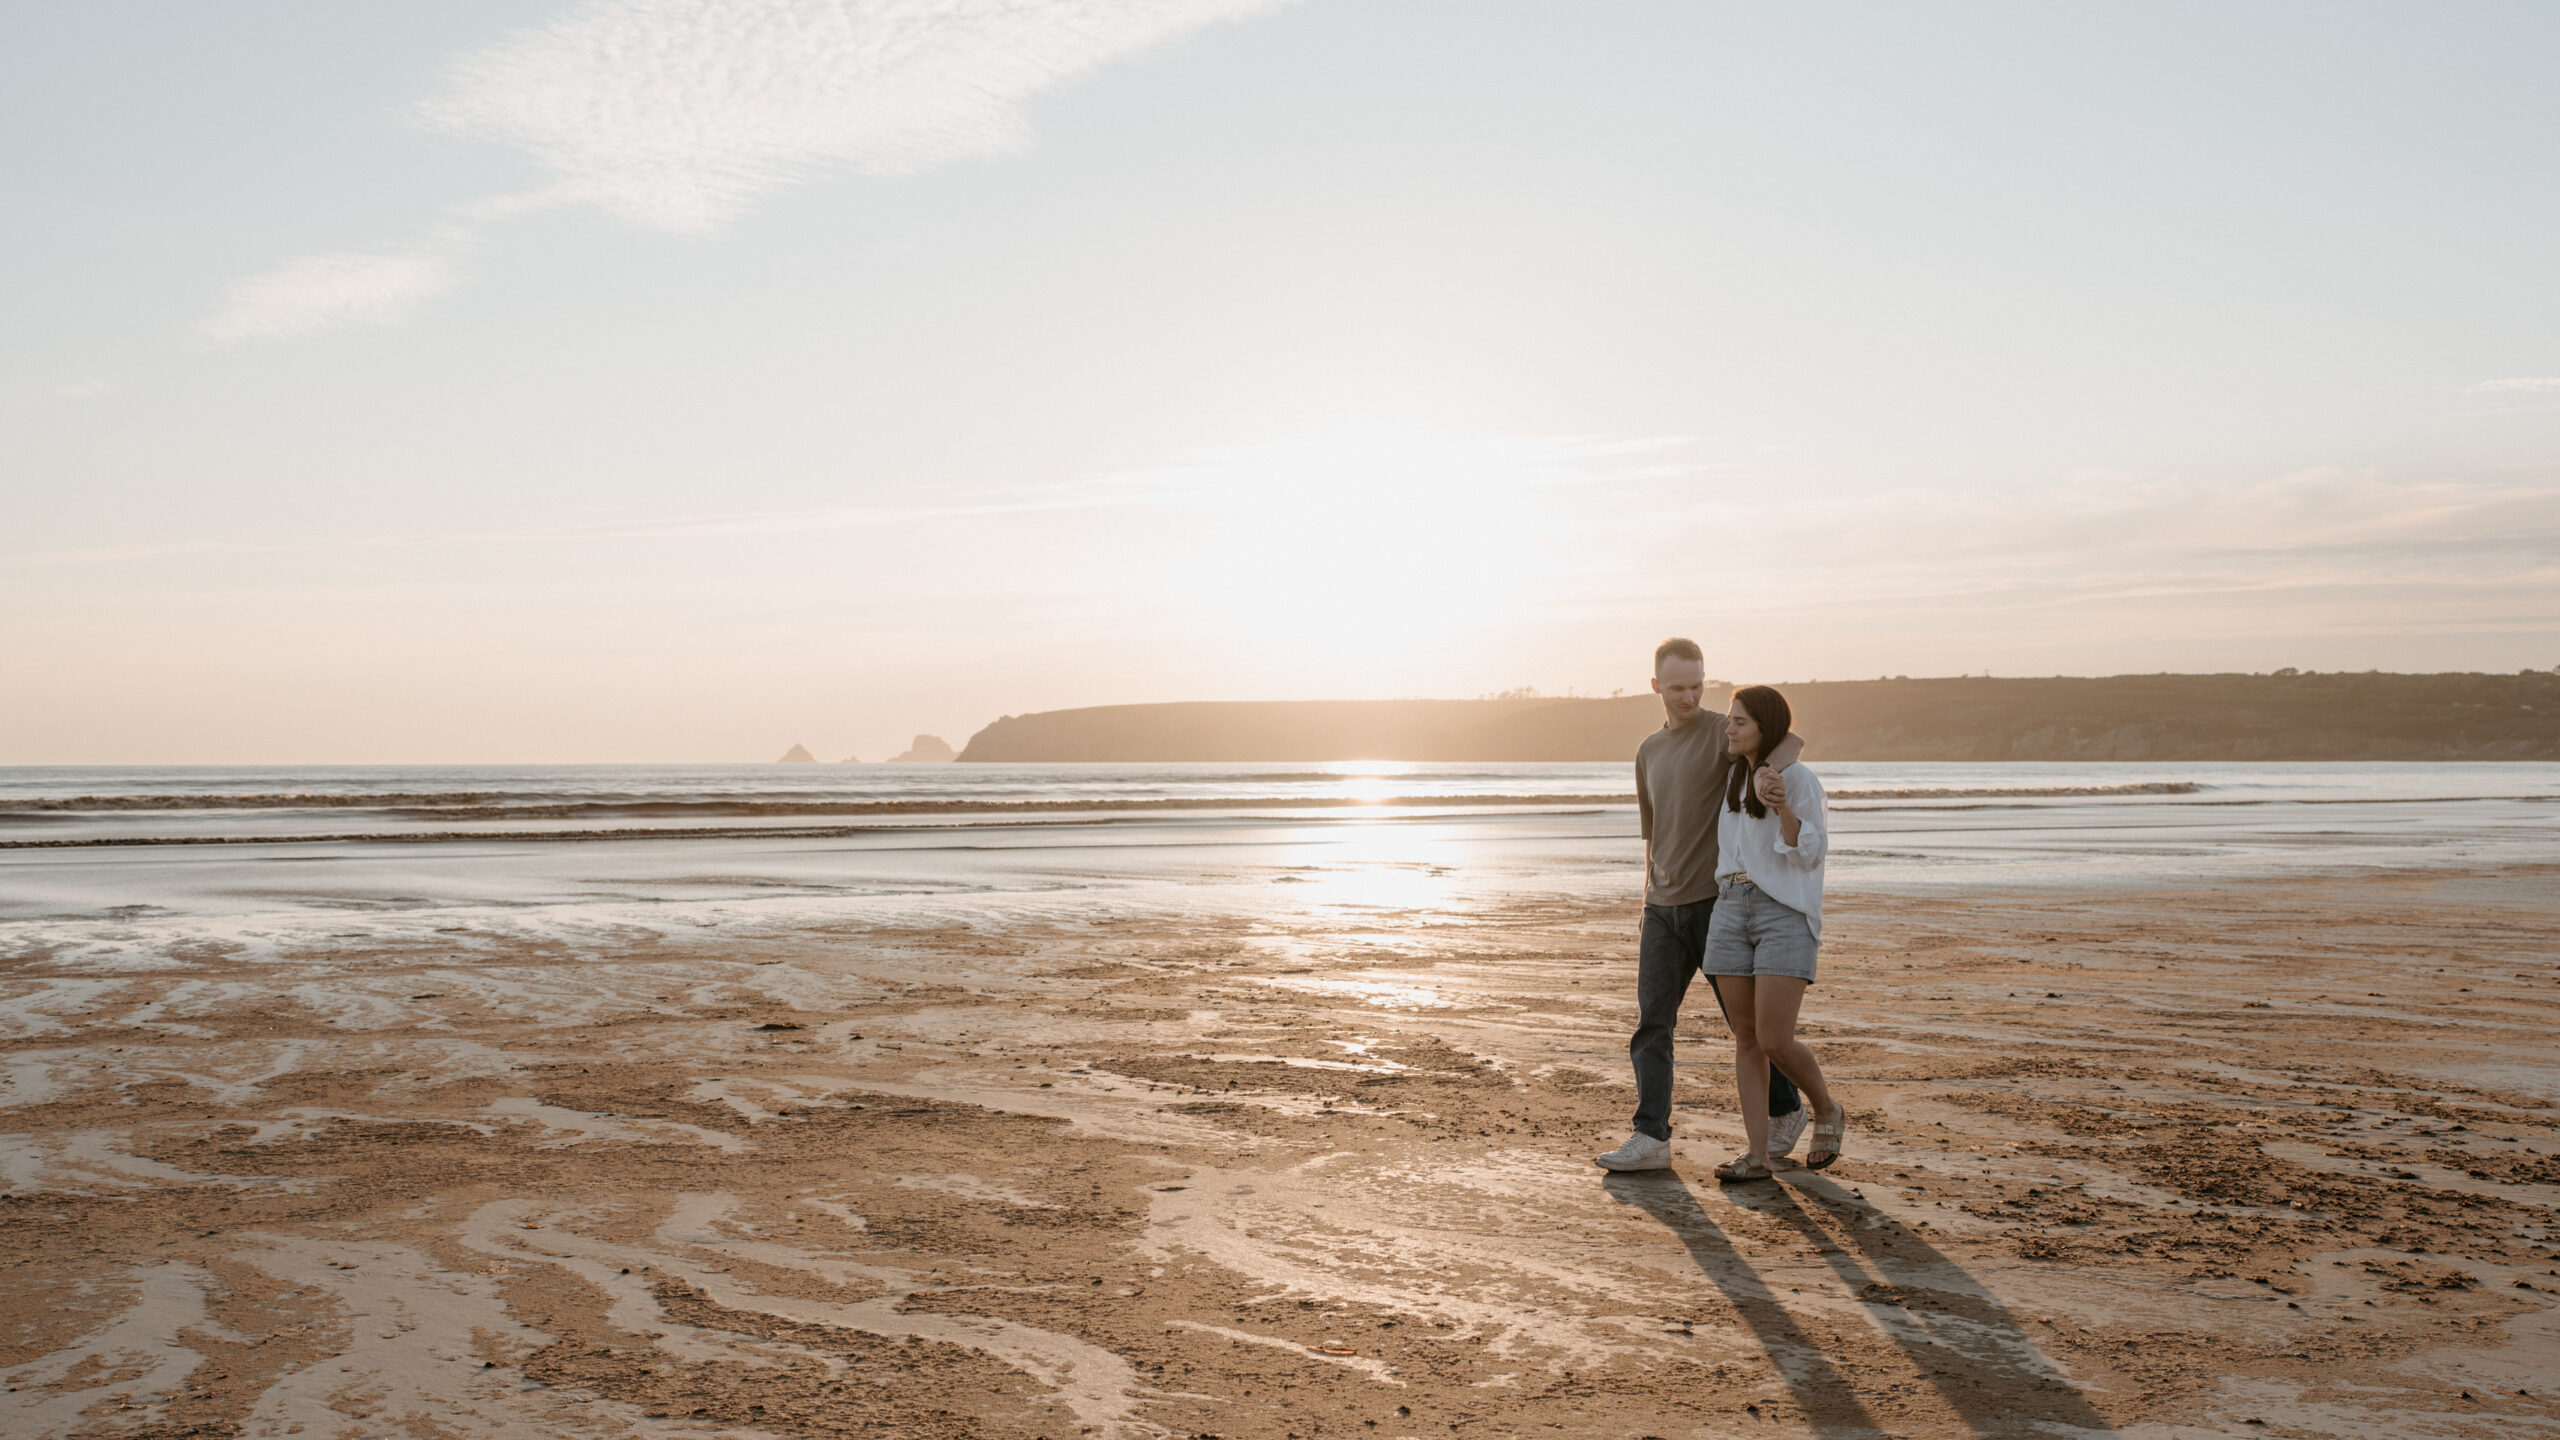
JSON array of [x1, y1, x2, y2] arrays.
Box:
[[3, 761, 2554, 965]]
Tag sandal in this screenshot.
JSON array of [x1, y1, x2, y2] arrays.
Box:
[[1805, 1107, 1847, 1171], [1714, 1155, 1774, 1183]]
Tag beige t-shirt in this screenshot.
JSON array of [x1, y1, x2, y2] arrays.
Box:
[[1635, 715, 1805, 906]]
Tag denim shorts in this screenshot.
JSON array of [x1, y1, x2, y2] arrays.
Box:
[[1702, 877, 1819, 982]]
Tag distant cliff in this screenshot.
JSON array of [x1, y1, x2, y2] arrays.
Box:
[[959, 698, 1599, 762], [957, 672, 2560, 763]]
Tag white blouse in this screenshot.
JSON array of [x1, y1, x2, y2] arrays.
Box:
[[1713, 762, 1830, 938]]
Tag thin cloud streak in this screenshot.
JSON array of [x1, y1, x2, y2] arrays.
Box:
[[2471, 377, 2560, 393], [525, 486, 1181, 541], [1582, 467, 2560, 638], [194, 251, 455, 344], [9, 540, 239, 568], [1640, 469, 2560, 564], [2, 473, 1180, 566]]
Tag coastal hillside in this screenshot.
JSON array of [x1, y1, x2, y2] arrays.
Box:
[[956, 672, 2560, 762]]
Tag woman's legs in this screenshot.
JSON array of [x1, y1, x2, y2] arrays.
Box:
[[1713, 890, 1837, 1170], [1722, 976, 1773, 1161], [1750, 977, 1838, 1127], [1704, 973, 1801, 1118]]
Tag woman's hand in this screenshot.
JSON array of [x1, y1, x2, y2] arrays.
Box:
[[1754, 765, 1792, 815], [1757, 766, 1804, 848]]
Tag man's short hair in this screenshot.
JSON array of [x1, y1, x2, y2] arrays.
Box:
[[1654, 637, 1704, 671]]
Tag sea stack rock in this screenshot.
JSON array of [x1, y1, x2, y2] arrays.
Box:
[[889, 734, 956, 762], [778, 743, 817, 763]]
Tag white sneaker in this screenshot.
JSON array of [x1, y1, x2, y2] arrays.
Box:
[[1594, 1134, 1672, 1171], [1766, 1106, 1809, 1160]]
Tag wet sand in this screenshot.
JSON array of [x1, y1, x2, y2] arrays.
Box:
[[4, 867, 2557, 1439]]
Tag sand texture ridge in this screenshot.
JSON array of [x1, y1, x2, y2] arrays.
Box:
[[3, 869, 2557, 1439]]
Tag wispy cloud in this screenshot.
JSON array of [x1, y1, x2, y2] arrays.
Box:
[[418, 0, 1296, 232], [2, 471, 1174, 566], [195, 251, 456, 344], [198, 0, 1297, 342], [1598, 465, 2560, 634], [0, 376, 117, 409], [2471, 377, 2560, 393], [10, 539, 239, 568]]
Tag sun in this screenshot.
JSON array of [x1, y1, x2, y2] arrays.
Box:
[[1151, 428, 1556, 681]]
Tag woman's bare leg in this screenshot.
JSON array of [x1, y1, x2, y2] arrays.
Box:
[[1750, 977, 1838, 1130], [1721, 976, 1773, 1162]]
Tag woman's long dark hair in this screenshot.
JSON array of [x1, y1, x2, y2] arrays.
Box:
[[1723, 685, 1793, 819]]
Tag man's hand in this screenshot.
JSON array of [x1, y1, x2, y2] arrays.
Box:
[[1754, 766, 1792, 815], [1758, 765, 1806, 849]]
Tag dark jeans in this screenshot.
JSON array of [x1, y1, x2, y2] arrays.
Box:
[[1632, 898, 1801, 1141]]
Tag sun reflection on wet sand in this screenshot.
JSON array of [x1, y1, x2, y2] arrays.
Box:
[[1275, 812, 1470, 915]]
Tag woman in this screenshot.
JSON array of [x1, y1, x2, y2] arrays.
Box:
[[1702, 685, 1846, 1182]]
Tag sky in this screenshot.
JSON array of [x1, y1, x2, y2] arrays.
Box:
[[4, 0, 2557, 764]]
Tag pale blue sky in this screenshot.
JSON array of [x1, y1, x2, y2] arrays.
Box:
[[5, 1, 2556, 762]]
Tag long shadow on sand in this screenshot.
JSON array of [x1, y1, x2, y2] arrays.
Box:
[[1603, 1169, 2117, 1438]]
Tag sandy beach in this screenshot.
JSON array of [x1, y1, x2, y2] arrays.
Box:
[[4, 856, 2555, 1439], [18, 1, 2560, 1432]]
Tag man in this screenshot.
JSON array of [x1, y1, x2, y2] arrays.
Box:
[[1595, 637, 1806, 1172]]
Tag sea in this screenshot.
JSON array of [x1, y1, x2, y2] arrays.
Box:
[[3, 761, 2555, 966]]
